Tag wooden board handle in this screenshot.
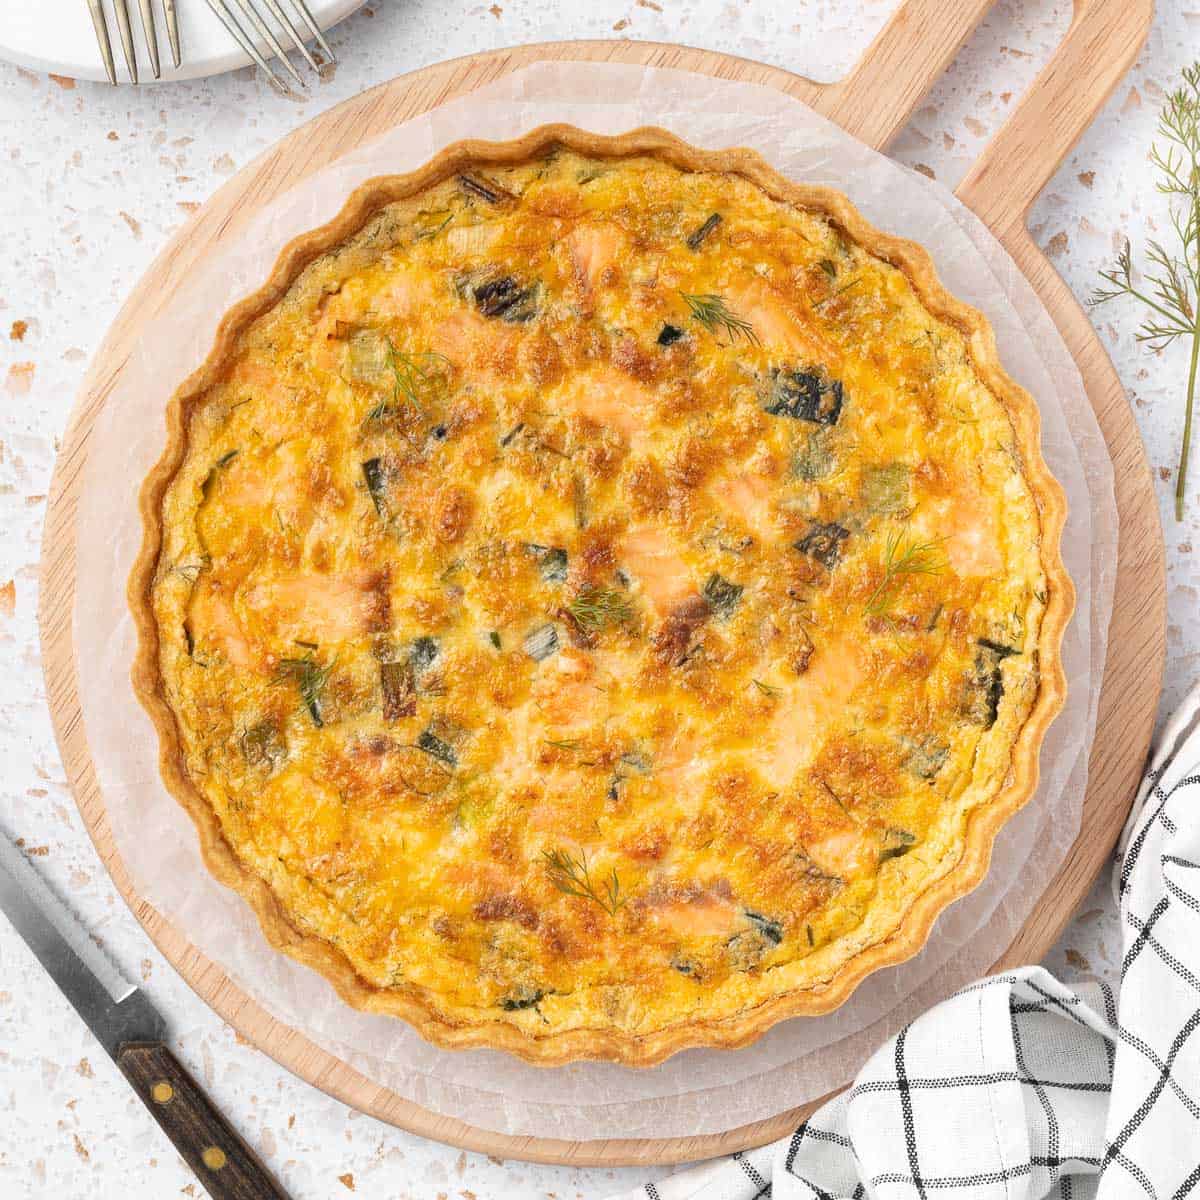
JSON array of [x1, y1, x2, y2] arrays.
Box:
[[116, 1041, 290, 1199], [815, 0, 995, 150], [956, 0, 1153, 231]]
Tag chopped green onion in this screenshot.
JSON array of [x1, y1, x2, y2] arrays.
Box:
[[410, 636, 440, 673], [903, 737, 948, 781], [362, 458, 387, 515], [499, 989, 545, 1011], [686, 213, 722, 250], [703, 572, 743, 618], [744, 910, 783, 944], [765, 369, 844, 425], [859, 463, 911, 515], [880, 828, 917, 862], [523, 623, 559, 661], [200, 449, 239, 497], [417, 727, 458, 766], [526, 544, 568, 583], [345, 329, 390, 383], [795, 521, 850, 570], [240, 719, 285, 769]]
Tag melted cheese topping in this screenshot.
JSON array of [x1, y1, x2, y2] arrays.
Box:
[[151, 151, 1047, 1043]]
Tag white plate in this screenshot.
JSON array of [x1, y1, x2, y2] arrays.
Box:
[[0, 0, 365, 84]]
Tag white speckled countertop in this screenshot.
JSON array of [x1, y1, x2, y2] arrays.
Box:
[[1, 2, 1197, 1196]]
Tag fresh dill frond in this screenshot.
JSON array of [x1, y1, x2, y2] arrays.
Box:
[[567, 586, 633, 633], [752, 678, 783, 698], [1090, 60, 1200, 519], [273, 654, 335, 727], [393, 347, 451, 407], [864, 527, 949, 617], [541, 846, 627, 917], [678, 291, 760, 346], [364, 344, 452, 425]]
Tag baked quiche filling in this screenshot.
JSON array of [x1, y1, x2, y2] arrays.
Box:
[[149, 149, 1047, 1046]]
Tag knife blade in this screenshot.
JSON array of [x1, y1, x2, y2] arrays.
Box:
[[0, 832, 290, 1199]]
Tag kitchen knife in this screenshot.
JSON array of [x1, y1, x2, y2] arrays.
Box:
[[0, 832, 290, 1199]]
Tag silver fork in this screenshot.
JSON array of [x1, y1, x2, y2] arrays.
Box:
[[87, 0, 335, 88], [87, 0, 180, 84], [203, 0, 336, 90]]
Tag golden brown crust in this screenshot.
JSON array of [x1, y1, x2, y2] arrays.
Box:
[[129, 125, 1072, 1066]]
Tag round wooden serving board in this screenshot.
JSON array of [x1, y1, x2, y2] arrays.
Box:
[[38, 0, 1164, 1168]]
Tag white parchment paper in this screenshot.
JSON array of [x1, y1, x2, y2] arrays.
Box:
[[75, 63, 1116, 1141]]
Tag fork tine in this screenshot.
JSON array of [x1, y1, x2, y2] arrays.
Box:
[[284, 0, 334, 64], [257, 0, 319, 71], [137, 0, 161, 78], [86, 0, 118, 84], [162, 0, 181, 68], [228, 0, 305, 87], [203, 0, 286, 91], [112, 0, 139, 83]]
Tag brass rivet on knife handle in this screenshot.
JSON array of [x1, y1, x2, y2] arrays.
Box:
[[116, 1040, 291, 1199]]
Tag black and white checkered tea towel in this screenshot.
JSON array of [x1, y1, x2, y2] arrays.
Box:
[[615, 686, 1200, 1200]]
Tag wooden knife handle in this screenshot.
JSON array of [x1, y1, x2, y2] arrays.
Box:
[[116, 1040, 290, 1200]]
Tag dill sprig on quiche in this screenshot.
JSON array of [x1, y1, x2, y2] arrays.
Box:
[[678, 290, 760, 345], [363, 344, 451, 424], [542, 847, 627, 917], [391, 347, 451, 409], [273, 655, 335, 727], [864, 528, 949, 617], [567, 586, 633, 632]]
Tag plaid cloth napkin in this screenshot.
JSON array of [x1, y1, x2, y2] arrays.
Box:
[[614, 686, 1200, 1200]]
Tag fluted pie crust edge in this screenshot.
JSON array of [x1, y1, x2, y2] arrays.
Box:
[[129, 125, 1072, 1066]]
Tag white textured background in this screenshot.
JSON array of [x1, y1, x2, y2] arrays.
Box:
[[0, 2, 1197, 1196]]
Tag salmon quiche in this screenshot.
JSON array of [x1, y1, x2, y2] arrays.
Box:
[[131, 126, 1070, 1065]]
